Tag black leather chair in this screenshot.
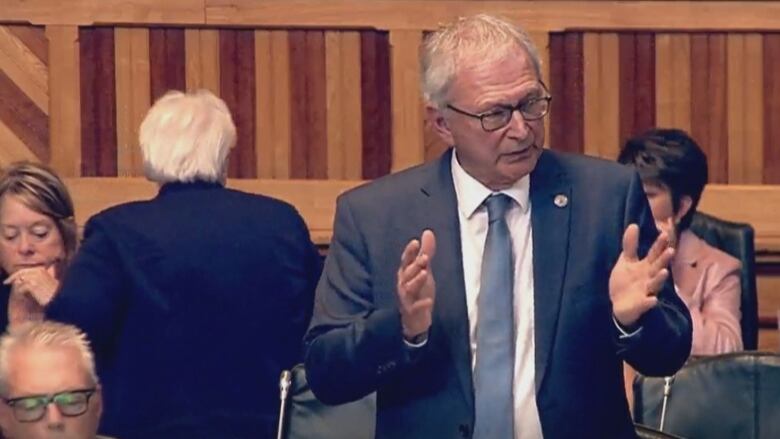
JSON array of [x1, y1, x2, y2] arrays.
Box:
[[276, 364, 375, 439], [634, 352, 780, 439], [689, 211, 758, 350]]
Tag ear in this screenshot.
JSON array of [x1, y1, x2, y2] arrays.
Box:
[[426, 104, 454, 146], [674, 195, 694, 224], [93, 385, 103, 419]]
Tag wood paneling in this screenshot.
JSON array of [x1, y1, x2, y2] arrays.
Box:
[[114, 27, 150, 176], [325, 31, 362, 179], [549, 32, 583, 154], [360, 30, 392, 179], [727, 34, 763, 184], [0, 25, 48, 114], [219, 29, 257, 178], [255, 30, 291, 179], [0, 69, 48, 161], [289, 30, 327, 180], [79, 27, 116, 177], [46, 25, 80, 177], [7, 25, 47, 65], [0, 0, 205, 25], [583, 32, 619, 159], [149, 28, 185, 101], [618, 32, 655, 148], [390, 29, 424, 172], [763, 34, 780, 185], [185, 29, 220, 94], [655, 34, 691, 133]]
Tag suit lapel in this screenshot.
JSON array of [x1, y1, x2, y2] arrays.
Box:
[[530, 150, 572, 392], [419, 149, 475, 413]]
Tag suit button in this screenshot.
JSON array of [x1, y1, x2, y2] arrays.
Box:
[[458, 423, 471, 438]]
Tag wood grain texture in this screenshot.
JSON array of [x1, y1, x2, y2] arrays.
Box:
[[255, 30, 291, 179], [390, 29, 424, 172], [7, 25, 47, 65], [185, 28, 220, 94], [149, 28, 186, 101], [0, 119, 38, 165], [1, 0, 205, 25], [690, 33, 728, 183], [763, 34, 780, 184], [219, 29, 257, 178], [655, 33, 691, 132], [325, 31, 362, 179], [583, 32, 619, 160], [0, 69, 48, 161], [549, 32, 583, 154], [727, 34, 763, 184], [361, 30, 392, 179], [618, 32, 655, 148], [46, 25, 80, 177], [0, 25, 49, 114], [114, 27, 150, 176], [79, 27, 117, 177]]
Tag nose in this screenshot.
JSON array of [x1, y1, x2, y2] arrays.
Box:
[[45, 402, 64, 426], [506, 108, 530, 139], [17, 233, 35, 256]]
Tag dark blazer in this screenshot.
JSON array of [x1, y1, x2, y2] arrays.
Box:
[[47, 182, 320, 439], [304, 149, 692, 439]]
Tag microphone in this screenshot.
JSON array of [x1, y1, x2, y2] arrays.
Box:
[[659, 375, 675, 431], [276, 370, 293, 439]]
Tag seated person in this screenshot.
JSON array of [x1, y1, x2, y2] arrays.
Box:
[[618, 128, 742, 355], [0, 163, 77, 329], [0, 321, 110, 439]]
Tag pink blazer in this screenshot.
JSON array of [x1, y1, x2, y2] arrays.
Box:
[[672, 230, 743, 355]]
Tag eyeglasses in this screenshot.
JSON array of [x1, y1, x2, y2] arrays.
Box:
[[447, 92, 552, 132], [3, 388, 97, 422]]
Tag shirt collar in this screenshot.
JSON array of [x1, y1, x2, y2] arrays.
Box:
[[451, 150, 530, 219]]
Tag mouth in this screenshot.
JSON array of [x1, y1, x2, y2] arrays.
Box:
[[502, 144, 537, 160]]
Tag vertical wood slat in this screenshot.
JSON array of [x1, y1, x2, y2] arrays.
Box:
[[690, 33, 728, 183], [727, 34, 764, 184], [289, 30, 327, 179], [549, 32, 584, 154], [530, 30, 551, 147], [325, 31, 362, 180], [149, 28, 186, 101], [619, 32, 656, 147], [46, 25, 80, 176], [114, 27, 150, 176], [0, 25, 49, 115], [390, 29, 423, 172], [763, 34, 780, 184], [255, 30, 291, 179], [220, 29, 256, 178], [185, 29, 220, 94], [583, 32, 620, 160], [361, 31, 391, 179], [656, 34, 692, 132]]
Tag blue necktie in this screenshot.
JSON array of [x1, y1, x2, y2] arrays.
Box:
[[473, 193, 515, 438]]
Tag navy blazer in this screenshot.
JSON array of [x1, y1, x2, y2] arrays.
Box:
[[304, 149, 692, 439], [47, 182, 320, 439]]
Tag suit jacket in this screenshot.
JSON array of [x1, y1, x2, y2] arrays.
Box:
[[304, 149, 692, 439], [672, 229, 742, 355], [47, 182, 320, 439]]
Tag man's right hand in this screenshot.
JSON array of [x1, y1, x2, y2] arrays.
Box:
[[397, 229, 437, 342]]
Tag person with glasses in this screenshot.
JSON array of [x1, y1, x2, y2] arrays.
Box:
[[0, 321, 111, 439], [304, 13, 692, 439]]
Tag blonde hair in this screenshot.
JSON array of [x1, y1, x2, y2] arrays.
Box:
[[0, 321, 98, 394], [140, 89, 237, 184], [0, 162, 77, 265], [420, 13, 542, 107]]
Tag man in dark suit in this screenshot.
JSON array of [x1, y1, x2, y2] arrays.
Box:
[[304, 14, 691, 439], [45, 90, 320, 439]]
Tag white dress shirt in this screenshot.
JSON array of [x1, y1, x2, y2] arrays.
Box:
[[451, 152, 544, 439]]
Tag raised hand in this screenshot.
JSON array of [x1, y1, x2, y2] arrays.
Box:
[[609, 224, 675, 327], [397, 230, 437, 341]]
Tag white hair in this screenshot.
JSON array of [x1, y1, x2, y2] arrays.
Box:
[[140, 89, 237, 184], [0, 321, 98, 394], [421, 13, 543, 107]]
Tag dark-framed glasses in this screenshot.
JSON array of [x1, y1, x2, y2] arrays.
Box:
[[447, 92, 552, 132], [3, 388, 97, 422]]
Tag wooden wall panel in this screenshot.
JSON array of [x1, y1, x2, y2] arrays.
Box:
[[360, 30, 392, 179], [254, 30, 291, 179], [549, 32, 583, 154], [764, 34, 780, 185], [0, 25, 48, 114], [289, 30, 327, 180], [690, 33, 728, 184], [727, 34, 763, 184], [47, 25, 80, 177], [149, 28, 185, 101], [7, 25, 48, 65], [114, 27, 150, 176], [325, 31, 362, 179], [0, 69, 48, 162], [655, 34, 691, 133], [390, 29, 423, 173], [219, 29, 256, 178], [618, 33, 655, 149], [583, 32, 619, 159], [185, 29, 220, 94], [79, 27, 116, 177]]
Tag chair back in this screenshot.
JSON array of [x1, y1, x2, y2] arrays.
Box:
[[277, 364, 376, 439], [689, 211, 758, 350], [634, 352, 780, 439]]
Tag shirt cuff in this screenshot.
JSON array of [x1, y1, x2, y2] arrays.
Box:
[[403, 333, 428, 348], [613, 315, 642, 339]]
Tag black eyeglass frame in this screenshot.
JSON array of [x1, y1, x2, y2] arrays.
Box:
[[446, 83, 553, 132], [2, 388, 97, 423]]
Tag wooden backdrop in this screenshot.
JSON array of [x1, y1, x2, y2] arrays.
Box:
[[1, 0, 779, 349]]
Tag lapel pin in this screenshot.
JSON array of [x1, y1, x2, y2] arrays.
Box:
[[553, 194, 568, 208]]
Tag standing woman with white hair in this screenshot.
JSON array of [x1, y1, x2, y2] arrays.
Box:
[[45, 90, 321, 439]]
